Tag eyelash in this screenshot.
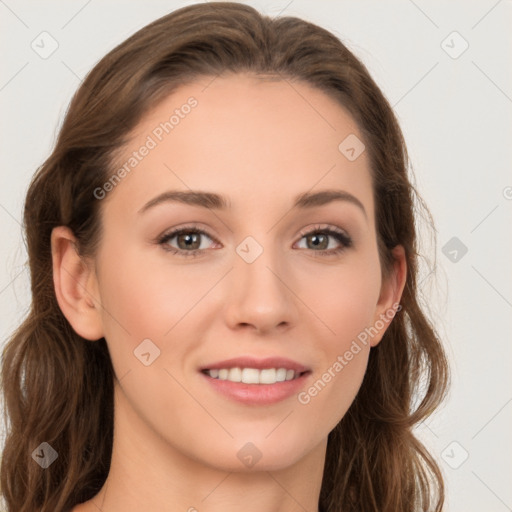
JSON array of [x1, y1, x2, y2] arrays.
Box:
[[157, 223, 353, 258]]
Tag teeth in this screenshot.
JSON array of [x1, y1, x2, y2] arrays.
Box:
[[206, 367, 300, 384], [276, 368, 287, 382], [242, 368, 259, 384], [259, 368, 276, 384], [228, 367, 242, 382]]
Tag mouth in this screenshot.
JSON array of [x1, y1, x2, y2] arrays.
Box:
[[199, 356, 311, 405], [201, 367, 308, 384]]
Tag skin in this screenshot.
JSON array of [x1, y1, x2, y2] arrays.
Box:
[[52, 73, 406, 512]]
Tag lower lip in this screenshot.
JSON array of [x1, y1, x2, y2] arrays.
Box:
[[201, 371, 311, 405]]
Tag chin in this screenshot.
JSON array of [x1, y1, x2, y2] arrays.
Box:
[[192, 434, 316, 473]]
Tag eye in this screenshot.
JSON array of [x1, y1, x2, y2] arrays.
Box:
[[295, 225, 352, 256], [157, 223, 353, 258], [157, 224, 218, 258]]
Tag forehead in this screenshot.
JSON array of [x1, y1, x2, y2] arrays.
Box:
[[102, 73, 374, 220]]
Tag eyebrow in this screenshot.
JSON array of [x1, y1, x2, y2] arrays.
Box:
[[137, 189, 367, 218]]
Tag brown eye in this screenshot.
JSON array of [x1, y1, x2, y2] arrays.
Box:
[[296, 226, 353, 256], [158, 226, 218, 258], [305, 232, 329, 250], [175, 232, 202, 250]]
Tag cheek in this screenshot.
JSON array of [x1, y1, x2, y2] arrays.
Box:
[[95, 249, 182, 375], [299, 345, 370, 439], [298, 286, 376, 433], [300, 251, 383, 346], [294, 253, 381, 425], [98, 248, 197, 336], [95, 246, 223, 387]]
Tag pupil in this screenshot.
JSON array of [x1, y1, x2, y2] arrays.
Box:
[[310, 234, 327, 249], [180, 233, 199, 249]]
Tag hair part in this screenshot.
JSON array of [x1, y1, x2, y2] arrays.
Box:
[[1, 3, 449, 511]]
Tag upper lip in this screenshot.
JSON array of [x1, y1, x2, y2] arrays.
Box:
[[200, 356, 310, 373]]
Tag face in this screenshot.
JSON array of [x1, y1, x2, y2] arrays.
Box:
[[83, 73, 403, 472]]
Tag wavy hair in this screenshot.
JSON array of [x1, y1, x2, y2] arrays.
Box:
[[1, 3, 449, 511]]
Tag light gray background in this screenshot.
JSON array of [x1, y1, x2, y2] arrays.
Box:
[[1, 1, 511, 511]]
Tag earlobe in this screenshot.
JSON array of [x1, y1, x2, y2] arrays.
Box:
[[51, 226, 104, 341], [370, 245, 407, 347]]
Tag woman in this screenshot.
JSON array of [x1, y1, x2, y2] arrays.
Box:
[[1, 2, 449, 511]]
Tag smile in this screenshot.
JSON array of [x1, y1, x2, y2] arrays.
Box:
[[202, 367, 305, 384], [199, 356, 312, 405]]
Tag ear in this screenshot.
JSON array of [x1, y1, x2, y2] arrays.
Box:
[[369, 245, 407, 347], [51, 226, 104, 341]]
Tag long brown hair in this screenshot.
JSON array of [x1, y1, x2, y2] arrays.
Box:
[[1, 3, 449, 511]]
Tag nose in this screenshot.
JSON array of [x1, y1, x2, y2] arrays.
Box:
[[223, 242, 299, 335]]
